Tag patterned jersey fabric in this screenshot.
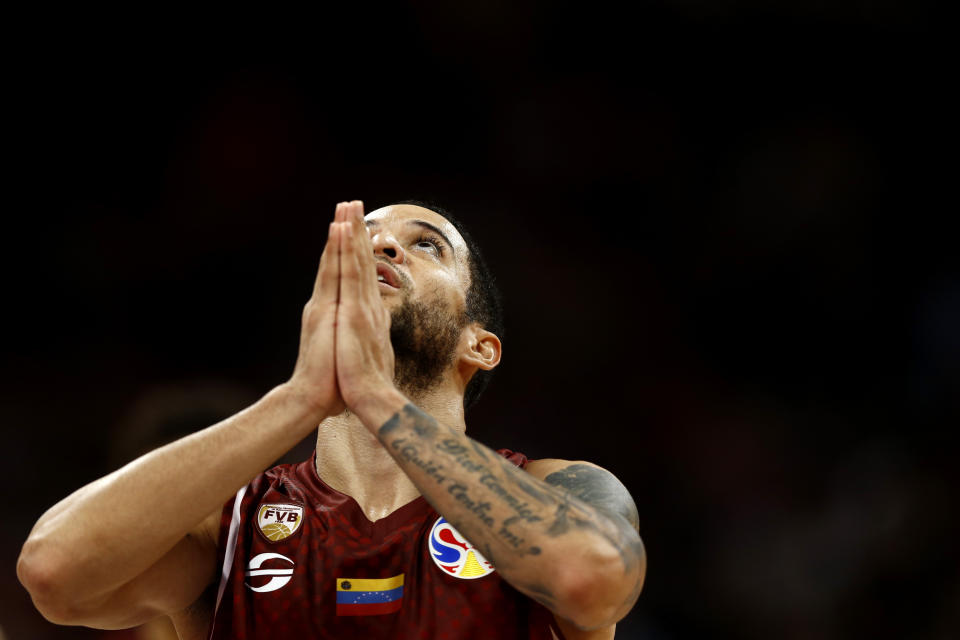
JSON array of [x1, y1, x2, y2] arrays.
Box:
[[208, 450, 564, 639]]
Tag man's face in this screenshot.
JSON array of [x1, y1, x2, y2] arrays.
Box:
[[363, 204, 472, 395]]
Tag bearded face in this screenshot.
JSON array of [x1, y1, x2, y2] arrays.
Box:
[[389, 292, 468, 399]]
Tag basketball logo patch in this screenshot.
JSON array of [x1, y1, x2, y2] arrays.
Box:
[[256, 503, 304, 542], [428, 517, 495, 579]]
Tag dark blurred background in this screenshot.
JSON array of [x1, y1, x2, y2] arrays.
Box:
[[2, 2, 955, 638]]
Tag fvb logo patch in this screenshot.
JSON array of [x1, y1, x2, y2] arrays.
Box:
[[256, 502, 304, 542], [428, 517, 495, 579]]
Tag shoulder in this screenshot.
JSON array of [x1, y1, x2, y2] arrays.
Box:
[[524, 457, 604, 478], [249, 457, 314, 498], [524, 458, 640, 531], [524, 457, 618, 485]]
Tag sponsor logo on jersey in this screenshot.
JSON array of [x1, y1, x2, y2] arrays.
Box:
[[256, 502, 304, 542], [335, 574, 405, 616], [244, 552, 294, 593], [428, 517, 495, 579]]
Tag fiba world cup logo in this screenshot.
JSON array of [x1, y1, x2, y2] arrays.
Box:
[[428, 517, 495, 579]]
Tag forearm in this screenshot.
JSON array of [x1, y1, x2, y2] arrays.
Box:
[[354, 390, 645, 629], [19, 383, 325, 604]]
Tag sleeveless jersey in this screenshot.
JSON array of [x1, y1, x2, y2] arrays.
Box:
[[209, 450, 565, 639]]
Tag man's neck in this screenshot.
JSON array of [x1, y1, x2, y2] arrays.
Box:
[[314, 384, 466, 522]]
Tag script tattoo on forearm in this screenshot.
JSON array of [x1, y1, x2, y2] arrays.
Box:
[[390, 438, 448, 484], [378, 403, 644, 582]]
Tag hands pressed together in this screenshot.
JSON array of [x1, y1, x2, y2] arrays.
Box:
[[289, 200, 396, 419]]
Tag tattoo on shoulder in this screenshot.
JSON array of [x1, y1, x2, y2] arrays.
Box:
[[544, 464, 640, 531]]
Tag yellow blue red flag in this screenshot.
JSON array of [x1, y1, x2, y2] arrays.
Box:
[[336, 574, 404, 616]]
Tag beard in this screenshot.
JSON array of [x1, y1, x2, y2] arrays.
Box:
[[389, 293, 468, 399]]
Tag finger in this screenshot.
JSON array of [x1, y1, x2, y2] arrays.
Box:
[[339, 220, 361, 305], [313, 200, 346, 298], [312, 222, 336, 299], [351, 201, 370, 245], [350, 200, 364, 220], [344, 200, 359, 232], [347, 201, 377, 299], [339, 201, 352, 223], [316, 222, 340, 305], [347, 202, 365, 249]]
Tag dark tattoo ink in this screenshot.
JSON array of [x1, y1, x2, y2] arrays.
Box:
[[407, 404, 439, 438], [478, 473, 543, 523], [544, 464, 641, 530], [495, 516, 544, 557], [437, 439, 468, 456], [382, 404, 645, 596], [542, 464, 645, 574], [470, 439, 491, 461], [436, 439, 487, 473], [378, 411, 403, 436], [498, 517, 527, 549], [379, 404, 440, 439], [505, 464, 555, 504], [390, 438, 447, 484], [447, 483, 495, 528]]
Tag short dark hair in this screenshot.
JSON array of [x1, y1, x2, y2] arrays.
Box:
[[394, 200, 504, 410]]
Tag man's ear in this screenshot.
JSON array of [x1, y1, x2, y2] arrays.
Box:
[[459, 325, 502, 372]]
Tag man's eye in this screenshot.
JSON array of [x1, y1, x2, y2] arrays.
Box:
[[414, 236, 444, 257]]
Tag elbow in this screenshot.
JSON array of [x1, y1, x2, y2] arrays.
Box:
[[554, 538, 647, 631], [560, 574, 640, 631], [17, 538, 58, 603], [17, 538, 86, 624]]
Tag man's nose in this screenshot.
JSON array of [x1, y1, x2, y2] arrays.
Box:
[[371, 231, 405, 264]]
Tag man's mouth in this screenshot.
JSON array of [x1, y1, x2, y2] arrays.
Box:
[[376, 263, 401, 289]]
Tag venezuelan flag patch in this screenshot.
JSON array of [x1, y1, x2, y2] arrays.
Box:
[[336, 574, 404, 616]]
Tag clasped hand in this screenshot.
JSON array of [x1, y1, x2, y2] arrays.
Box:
[[289, 201, 395, 418]]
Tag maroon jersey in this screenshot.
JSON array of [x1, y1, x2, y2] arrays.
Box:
[[209, 450, 564, 639]]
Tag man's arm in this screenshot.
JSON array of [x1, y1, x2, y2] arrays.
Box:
[[357, 399, 646, 631], [17, 386, 327, 627], [17, 204, 353, 628]]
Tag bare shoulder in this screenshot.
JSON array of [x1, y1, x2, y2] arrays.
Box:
[[525, 458, 640, 531]]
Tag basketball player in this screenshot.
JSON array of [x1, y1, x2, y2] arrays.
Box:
[[18, 201, 646, 639]]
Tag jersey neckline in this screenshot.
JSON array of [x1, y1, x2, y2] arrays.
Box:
[[301, 452, 434, 535]]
